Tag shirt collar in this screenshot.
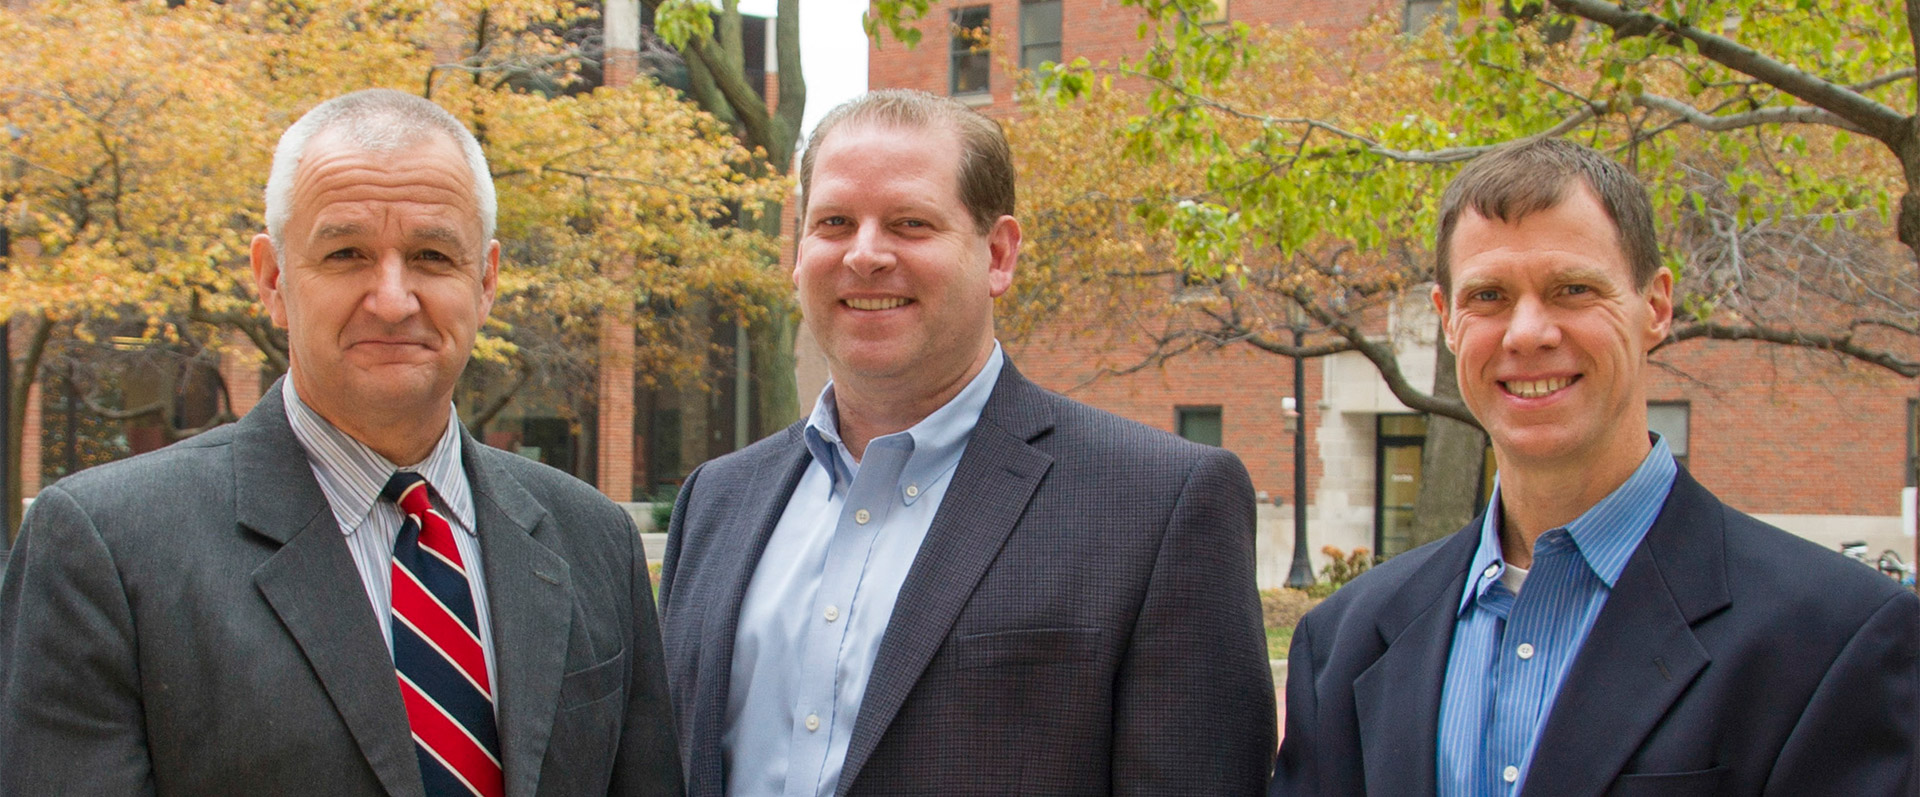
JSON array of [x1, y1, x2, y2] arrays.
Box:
[[803, 343, 1004, 503], [282, 378, 475, 537], [1459, 434, 1678, 614]]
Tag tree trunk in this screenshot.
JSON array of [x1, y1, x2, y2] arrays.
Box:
[[1408, 324, 1486, 549], [747, 202, 798, 435]]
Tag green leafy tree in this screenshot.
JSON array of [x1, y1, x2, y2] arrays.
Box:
[[869, 0, 1917, 547]]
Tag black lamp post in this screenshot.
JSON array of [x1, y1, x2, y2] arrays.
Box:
[[1284, 321, 1314, 589]]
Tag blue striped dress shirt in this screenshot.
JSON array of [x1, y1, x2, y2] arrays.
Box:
[[1437, 435, 1676, 795]]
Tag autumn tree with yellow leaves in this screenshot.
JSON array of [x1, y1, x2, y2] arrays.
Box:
[[0, 0, 786, 538]]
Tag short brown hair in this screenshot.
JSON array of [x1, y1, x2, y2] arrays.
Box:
[[1434, 138, 1660, 297], [798, 89, 1014, 234]]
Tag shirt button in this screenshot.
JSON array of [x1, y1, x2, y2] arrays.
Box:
[[854, 508, 871, 524], [1503, 765, 1519, 783], [1483, 563, 1500, 580], [823, 605, 840, 622], [1517, 643, 1536, 660], [805, 713, 820, 732], [905, 484, 919, 498]]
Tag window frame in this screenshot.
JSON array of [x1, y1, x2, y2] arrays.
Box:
[[949, 5, 993, 97]]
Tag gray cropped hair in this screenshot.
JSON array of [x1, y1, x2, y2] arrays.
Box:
[[263, 89, 496, 252]]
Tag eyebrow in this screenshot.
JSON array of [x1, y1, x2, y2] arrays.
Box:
[[310, 223, 468, 247]]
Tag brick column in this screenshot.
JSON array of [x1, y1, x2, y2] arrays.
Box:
[[221, 332, 264, 417], [604, 0, 640, 87], [596, 302, 635, 501], [19, 377, 38, 499], [594, 1, 641, 501]]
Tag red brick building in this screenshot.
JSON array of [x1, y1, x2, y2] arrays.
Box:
[[845, 0, 1920, 582]]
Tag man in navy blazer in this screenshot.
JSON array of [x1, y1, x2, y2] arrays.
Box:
[[1272, 139, 1919, 795], [659, 90, 1275, 796]]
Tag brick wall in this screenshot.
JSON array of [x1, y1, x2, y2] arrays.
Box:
[[1648, 340, 1914, 517], [867, 0, 1401, 115]]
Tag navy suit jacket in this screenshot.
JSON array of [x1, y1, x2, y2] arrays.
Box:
[[1273, 467, 1920, 796], [660, 360, 1276, 795]]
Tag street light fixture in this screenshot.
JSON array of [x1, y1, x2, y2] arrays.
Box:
[[1284, 306, 1314, 589]]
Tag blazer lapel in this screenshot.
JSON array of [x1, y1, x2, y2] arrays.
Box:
[[1352, 525, 1479, 794], [835, 365, 1056, 795], [465, 441, 573, 797], [242, 384, 423, 797], [687, 429, 812, 793], [1521, 471, 1728, 796]]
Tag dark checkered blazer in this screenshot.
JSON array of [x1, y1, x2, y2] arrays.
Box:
[[660, 359, 1276, 796]]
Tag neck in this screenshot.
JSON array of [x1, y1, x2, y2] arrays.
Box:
[[832, 351, 991, 461], [1495, 438, 1650, 568], [290, 378, 449, 467]]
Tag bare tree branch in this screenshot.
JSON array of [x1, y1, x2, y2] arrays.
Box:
[[1632, 92, 1870, 136], [1664, 321, 1920, 377]]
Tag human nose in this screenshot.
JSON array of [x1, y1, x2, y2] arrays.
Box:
[[843, 223, 895, 278], [1503, 295, 1561, 352], [364, 253, 421, 322]]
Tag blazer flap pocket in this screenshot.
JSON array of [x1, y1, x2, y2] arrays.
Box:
[[559, 647, 626, 710], [1607, 765, 1729, 797], [949, 627, 1105, 670]]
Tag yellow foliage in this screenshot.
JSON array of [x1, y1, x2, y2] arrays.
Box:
[[0, 0, 786, 387]]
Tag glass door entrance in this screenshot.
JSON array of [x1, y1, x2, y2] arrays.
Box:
[[1376, 414, 1427, 558]]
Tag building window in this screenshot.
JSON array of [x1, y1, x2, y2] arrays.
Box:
[[1019, 0, 1062, 71], [1193, 0, 1228, 24], [1649, 402, 1690, 470], [949, 5, 992, 96], [1376, 414, 1427, 558], [1176, 406, 1223, 447], [1404, 0, 1453, 33]]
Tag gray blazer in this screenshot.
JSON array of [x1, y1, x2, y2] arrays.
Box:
[[659, 360, 1277, 796], [0, 381, 682, 796]]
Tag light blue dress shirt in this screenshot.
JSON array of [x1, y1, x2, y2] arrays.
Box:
[[722, 345, 1004, 797], [1437, 435, 1676, 795]]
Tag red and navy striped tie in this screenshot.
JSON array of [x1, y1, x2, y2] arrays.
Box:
[[383, 471, 504, 797]]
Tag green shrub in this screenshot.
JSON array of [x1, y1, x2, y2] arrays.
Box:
[[649, 485, 679, 531]]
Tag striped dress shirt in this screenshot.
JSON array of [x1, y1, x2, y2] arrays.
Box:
[[281, 380, 498, 702], [1437, 435, 1676, 795]]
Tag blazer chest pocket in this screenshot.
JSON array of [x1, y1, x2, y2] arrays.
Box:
[[1607, 765, 1728, 796], [560, 648, 626, 710], [948, 627, 1105, 671]]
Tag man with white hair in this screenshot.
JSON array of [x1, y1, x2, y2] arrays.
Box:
[[0, 89, 682, 796]]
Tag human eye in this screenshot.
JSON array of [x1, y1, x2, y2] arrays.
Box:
[[1466, 288, 1502, 304]]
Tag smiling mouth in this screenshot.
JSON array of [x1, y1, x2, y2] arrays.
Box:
[[1501, 376, 1577, 399], [844, 297, 911, 310]]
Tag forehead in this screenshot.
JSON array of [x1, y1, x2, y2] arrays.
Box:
[[807, 122, 964, 210], [1448, 188, 1630, 287], [288, 132, 481, 233]]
